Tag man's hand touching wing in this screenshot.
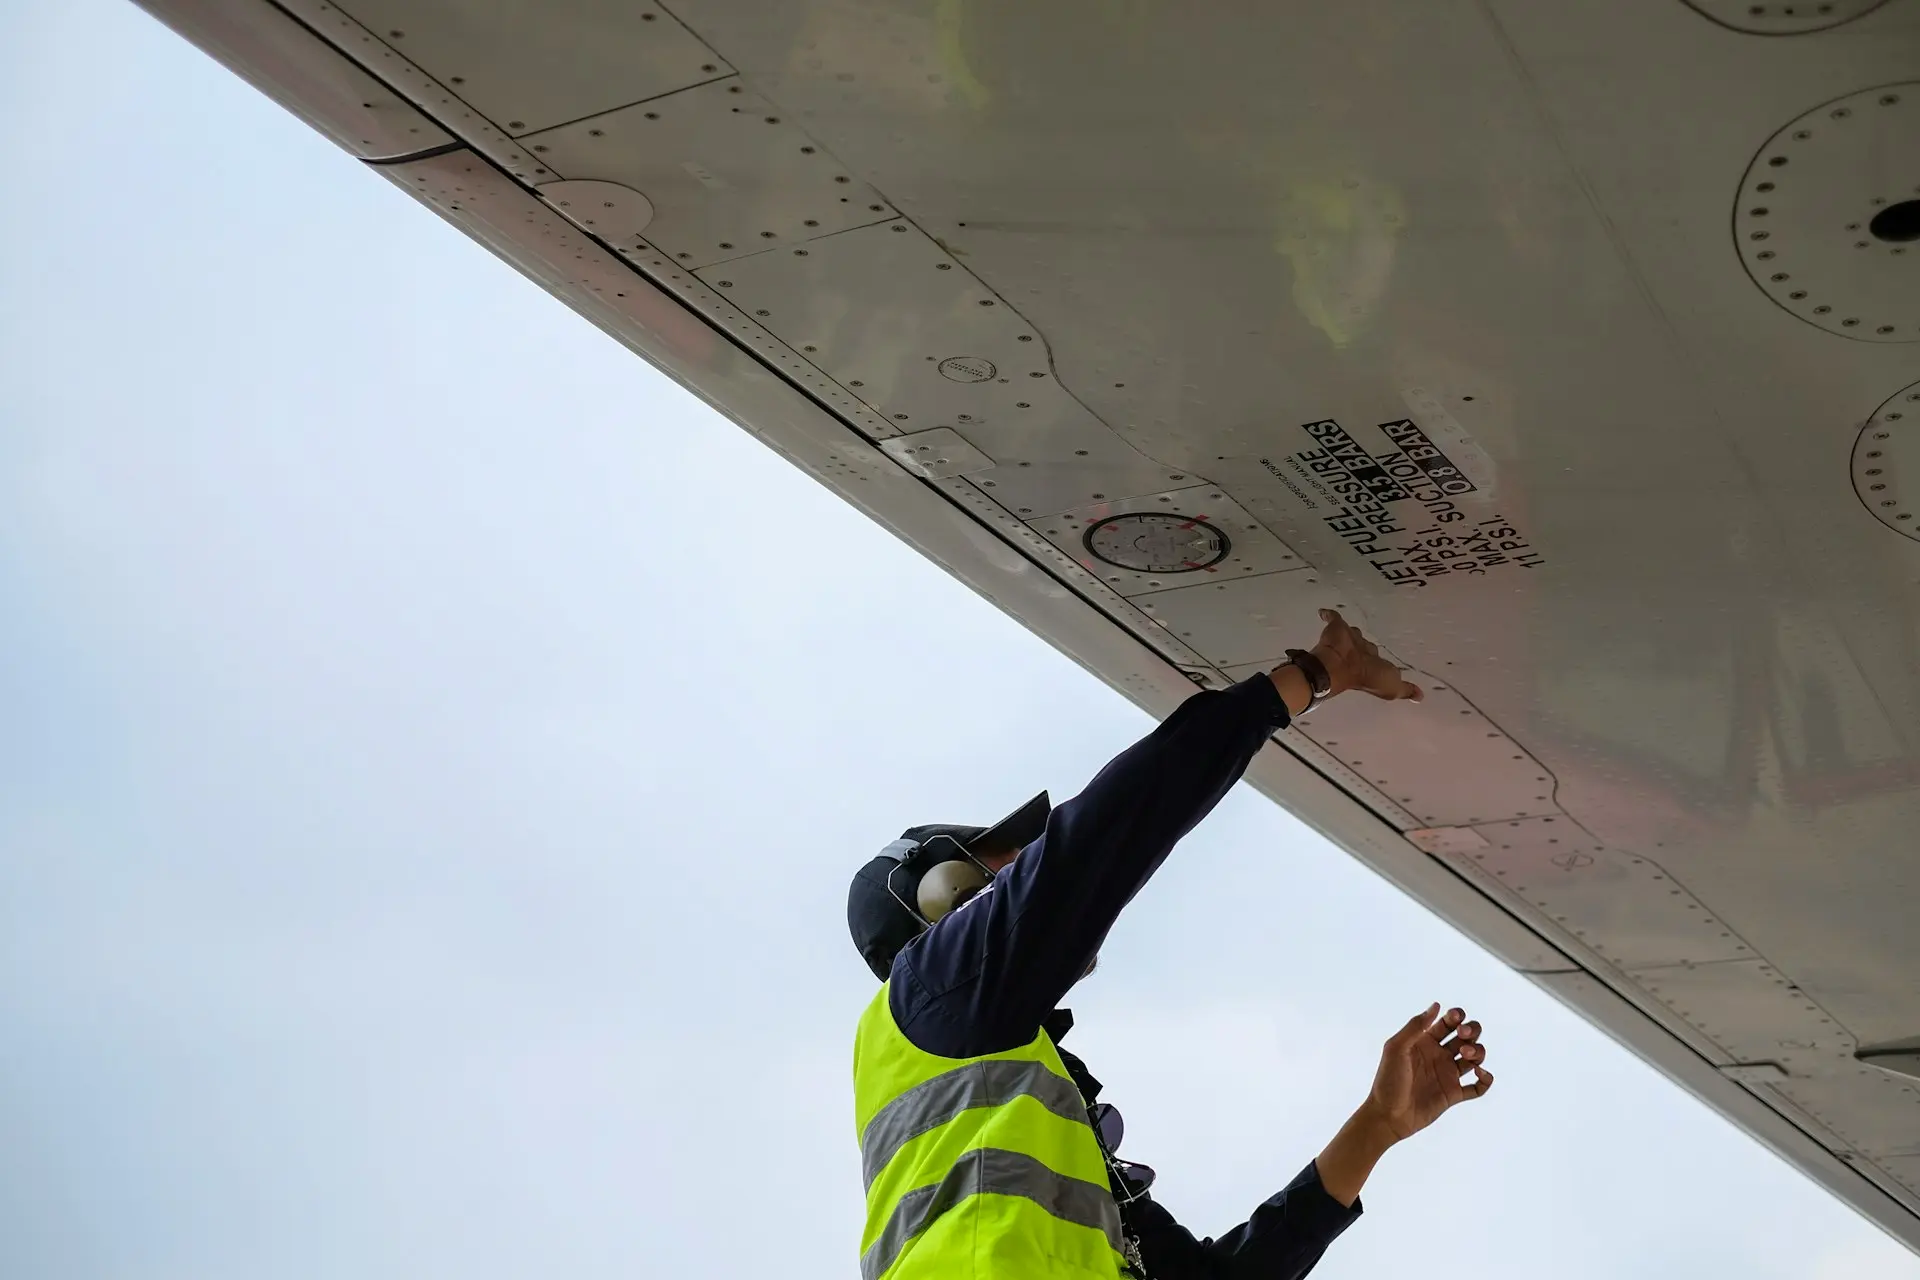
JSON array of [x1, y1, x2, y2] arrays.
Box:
[[1312, 608, 1423, 702], [1266, 608, 1422, 715]]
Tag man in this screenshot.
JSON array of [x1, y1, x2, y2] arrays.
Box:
[[846, 609, 1493, 1279]]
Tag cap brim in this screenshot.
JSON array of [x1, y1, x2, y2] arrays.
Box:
[[966, 791, 1051, 859]]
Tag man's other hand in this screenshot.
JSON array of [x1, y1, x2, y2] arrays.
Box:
[[1314, 1004, 1493, 1207], [1312, 609, 1423, 702], [1365, 1004, 1494, 1141]]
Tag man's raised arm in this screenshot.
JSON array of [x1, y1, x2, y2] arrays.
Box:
[[892, 610, 1421, 1056]]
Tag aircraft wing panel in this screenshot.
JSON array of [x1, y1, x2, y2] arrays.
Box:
[[133, 0, 1920, 1248]]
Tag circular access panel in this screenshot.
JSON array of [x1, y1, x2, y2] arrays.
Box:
[[1850, 380, 1920, 538], [1735, 84, 1918, 341], [1084, 513, 1231, 573], [1682, 0, 1888, 34], [938, 356, 997, 382]]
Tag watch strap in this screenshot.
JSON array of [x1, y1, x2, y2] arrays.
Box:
[[1285, 648, 1332, 700]]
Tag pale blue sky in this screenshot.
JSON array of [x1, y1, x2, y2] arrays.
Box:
[[2, 2, 1917, 1277]]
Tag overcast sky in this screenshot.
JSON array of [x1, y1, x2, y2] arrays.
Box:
[[2, 2, 1918, 1277]]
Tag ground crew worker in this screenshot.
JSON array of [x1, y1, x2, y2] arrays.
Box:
[[846, 609, 1494, 1279]]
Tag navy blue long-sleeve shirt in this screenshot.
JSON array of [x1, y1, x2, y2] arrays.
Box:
[[887, 673, 1360, 1280]]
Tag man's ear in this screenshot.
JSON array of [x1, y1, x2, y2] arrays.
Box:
[[917, 859, 991, 922]]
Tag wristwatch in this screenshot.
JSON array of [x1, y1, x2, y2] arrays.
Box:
[[1284, 648, 1333, 705]]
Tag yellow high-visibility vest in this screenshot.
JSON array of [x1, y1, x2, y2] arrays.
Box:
[[853, 983, 1129, 1280]]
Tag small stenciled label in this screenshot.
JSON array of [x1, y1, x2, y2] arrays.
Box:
[[1258, 418, 1543, 587]]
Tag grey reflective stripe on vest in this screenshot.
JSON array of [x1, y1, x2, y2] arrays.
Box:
[[860, 1059, 1091, 1189], [860, 1147, 1124, 1280]]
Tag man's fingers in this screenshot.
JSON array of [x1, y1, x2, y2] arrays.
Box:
[[1427, 1007, 1465, 1040], [1442, 1020, 1482, 1048], [1313, 610, 1425, 707], [1396, 1003, 1441, 1042], [1451, 1041, 1487, 1069], [1464, 1067, 1494, 1099]]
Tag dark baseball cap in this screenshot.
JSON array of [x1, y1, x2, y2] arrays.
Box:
[[846, 791, 1051, 980]]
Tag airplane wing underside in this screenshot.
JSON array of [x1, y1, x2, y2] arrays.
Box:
[[136, 0, 1920, 1247]]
